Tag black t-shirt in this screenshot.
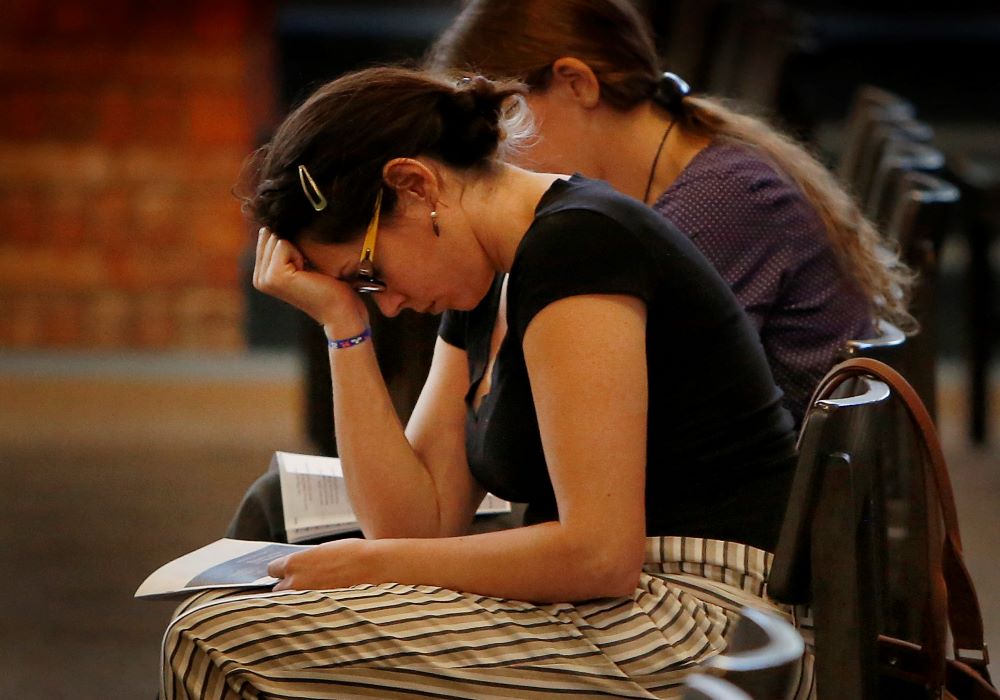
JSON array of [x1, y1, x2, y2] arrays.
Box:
[[439, 175, 796, 551]]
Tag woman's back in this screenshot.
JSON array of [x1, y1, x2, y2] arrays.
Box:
[[655, 141, 874, 423]]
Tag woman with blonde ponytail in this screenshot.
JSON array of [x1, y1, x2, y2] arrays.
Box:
[[427, 0, 913, 426]]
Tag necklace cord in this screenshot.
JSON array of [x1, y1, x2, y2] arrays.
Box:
[[643, 119, 675, 204]]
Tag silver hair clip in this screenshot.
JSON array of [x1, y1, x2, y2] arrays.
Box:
[[298, 164, 328, 212]]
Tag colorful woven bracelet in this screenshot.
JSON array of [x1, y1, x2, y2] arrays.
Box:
[[327, 326, 372, 349]]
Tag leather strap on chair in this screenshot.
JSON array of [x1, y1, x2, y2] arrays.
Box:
[[809, 358, 991, 684]]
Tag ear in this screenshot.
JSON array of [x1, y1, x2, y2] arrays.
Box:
[[549, 57, 602, 109], [382, 158, 440, 211]]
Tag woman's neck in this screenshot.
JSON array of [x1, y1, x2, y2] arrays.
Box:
[[594, 102, 711, 204], [463, 164, 566, 273]]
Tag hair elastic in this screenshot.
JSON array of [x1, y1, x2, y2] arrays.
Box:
[[652, 72, 691, 115], [327, 326, 371, 349]]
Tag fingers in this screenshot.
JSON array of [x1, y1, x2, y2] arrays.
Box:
[[269, 554, 296, 592], [253, 228, 296, 296], [283, 239, 306, 271], [259, 232, 281, 285], [254, 226, 276, 289], [253, 227, 266, 288], [268, 555, 293, 591], [251, 227, 365, 328], [267, 555, 288, 579]]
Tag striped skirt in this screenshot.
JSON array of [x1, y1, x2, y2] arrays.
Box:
[[161, 536, 815, 699]]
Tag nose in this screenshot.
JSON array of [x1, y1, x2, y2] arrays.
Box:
[[373, 291, 406, 318]]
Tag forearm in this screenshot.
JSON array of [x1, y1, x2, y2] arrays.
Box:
[[366, 522, 644, 603], [327, 336, 443, 538], [251, 230, 468, 538]]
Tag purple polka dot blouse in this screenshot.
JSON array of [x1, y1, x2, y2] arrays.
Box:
[[652, 141, 874, 425]]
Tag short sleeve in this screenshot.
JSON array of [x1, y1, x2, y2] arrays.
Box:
[[508, 209, 656, 341], [437, 310, 468, 349]]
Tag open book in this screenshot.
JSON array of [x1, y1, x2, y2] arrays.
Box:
[[134, 538, 308, 599], [276, 451, 512, 544], [136, 451, 513, 598]]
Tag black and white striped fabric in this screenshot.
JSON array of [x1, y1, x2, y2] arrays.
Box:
[[161, 536, 815, 699]]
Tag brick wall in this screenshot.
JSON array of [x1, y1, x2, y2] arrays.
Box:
[[0, 1, 274, 351]]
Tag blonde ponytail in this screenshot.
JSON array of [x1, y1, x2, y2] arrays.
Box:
[[681, 95, 917, 332]]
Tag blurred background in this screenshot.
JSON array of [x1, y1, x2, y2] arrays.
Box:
[[0, 1, 998, 696]]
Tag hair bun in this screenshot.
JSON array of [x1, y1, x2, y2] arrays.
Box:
[[437, 75, 518, 166]]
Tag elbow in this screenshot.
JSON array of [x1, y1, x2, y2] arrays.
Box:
[[363, 520, 441, 540], [596, 557, 644, 599], [575, 536, 645, 599], [360, 506, 444, 540]]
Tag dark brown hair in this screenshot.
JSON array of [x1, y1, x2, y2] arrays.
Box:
[[239, 66, 528, 245], [427, 0, 915, 330]]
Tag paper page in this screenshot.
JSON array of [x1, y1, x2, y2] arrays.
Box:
[[478, 492, 513, 514], [275, 451, 512, 541], [134, 538, 308, 599], [276, 452, 358, 542]]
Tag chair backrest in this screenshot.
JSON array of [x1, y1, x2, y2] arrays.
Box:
[[885, 171, 961, 418], [864, 139, 945, 225], [851, 117, 935, 206], [708, 606, 807, 699], [839, 318, 906, 366], [843, 85, 914, 129], [839, 321, 940, 650], [837, 85, 917, 186], [660, 0, 737, 95], [769, 373, 893, 699], [703, 1, 794, 108], [885, 170, 960, 259], [683, 674, 753, 700]]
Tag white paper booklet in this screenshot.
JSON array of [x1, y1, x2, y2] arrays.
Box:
[[136, 453, 514, 599], [134, 538, 309, 599], [275, 451, 513, 543]]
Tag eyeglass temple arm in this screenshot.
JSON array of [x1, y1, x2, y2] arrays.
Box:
[[360, 189, 383, 263]]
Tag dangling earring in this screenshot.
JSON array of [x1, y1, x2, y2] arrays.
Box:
[[430, 209, 441, 237]]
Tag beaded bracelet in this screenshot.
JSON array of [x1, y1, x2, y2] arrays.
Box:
[[327, 326, 372, 349]]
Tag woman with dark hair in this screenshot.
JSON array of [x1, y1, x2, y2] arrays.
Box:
[[160, 66, 812, 698], [426, 0, 913, 426]]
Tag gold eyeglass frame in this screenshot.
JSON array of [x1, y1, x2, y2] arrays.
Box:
[[354, 189, 386, 294]]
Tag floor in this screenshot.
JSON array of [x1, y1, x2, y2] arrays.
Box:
[[0, 351, 313, 699], [0, 351, 997, 699]]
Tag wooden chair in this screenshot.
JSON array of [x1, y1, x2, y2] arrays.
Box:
[[837, 173, 956, 586], [768, 372, 893, 698], [850, 117, 935, 208], [842, 85, 913, 122], [836, 85, 920, 189], [657, 0, 737, 95], [770, 359, 995, 698], [703, 2, 796, 110], [837, 320, 934, 647], [839, 318, 906, 365], [864, 139, 945, 226], [884, 171, 961, 419]]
